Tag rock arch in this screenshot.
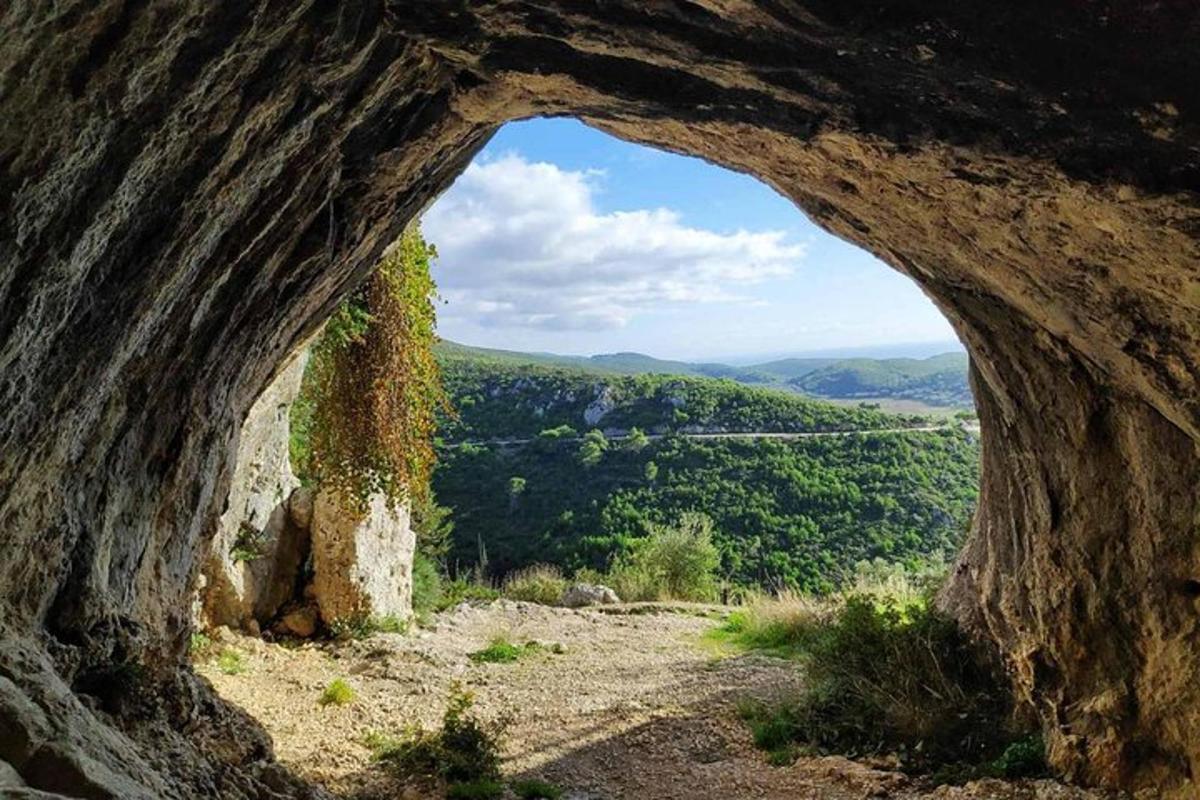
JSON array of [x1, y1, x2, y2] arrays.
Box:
[[1, 1, 1198, 796]]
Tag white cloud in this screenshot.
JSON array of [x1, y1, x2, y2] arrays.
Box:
[[422, 154, 805, 332]]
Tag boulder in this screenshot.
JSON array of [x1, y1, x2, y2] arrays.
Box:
[[277, 605, 319, 639], [560, 583, 620, 608], [310, 490, 415, 625], [199, 353, 310, 631]]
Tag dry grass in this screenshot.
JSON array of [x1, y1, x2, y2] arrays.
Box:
[[501, 564, 568, 606]]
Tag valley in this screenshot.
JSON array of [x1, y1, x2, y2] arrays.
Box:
[[431, 348, 980, 592], [435, 342, 974, 413]]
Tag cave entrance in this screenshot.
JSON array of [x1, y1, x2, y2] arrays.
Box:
[[420, 116, 981, 599], [4, 3, 1199, 797], [189, 117, 993, 796]]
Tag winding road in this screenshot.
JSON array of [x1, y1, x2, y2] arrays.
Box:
[[447, 421, 981, 449]]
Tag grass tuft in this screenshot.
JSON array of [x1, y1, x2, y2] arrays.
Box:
[[367, 683, 507, 785], [468, 635, 545, 664], [446, 779, 505, 799], [216, 648, 247, 675], [511, 778, 564, 799], [319, 678, 356, 706], [502, 564, 568, 605]]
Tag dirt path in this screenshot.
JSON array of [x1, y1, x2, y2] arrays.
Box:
[[198, 601, 1110, 800]]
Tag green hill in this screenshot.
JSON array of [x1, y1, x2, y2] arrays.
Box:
[[791, 353, 971, 407], [431, 351, 980, 593], [435, 340, 974, 409], [436, 355, 927, 443]]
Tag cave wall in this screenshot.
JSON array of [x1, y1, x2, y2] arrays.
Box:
[[1, 1, 1198, 796]]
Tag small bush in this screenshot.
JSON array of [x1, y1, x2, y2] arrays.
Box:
[[502, 564, 568, 605], [370, 684, 506, 784], [712, 590, 834, 657], [988, 735, 1048, 779], [512, 778, 564, 799], [328, 613, 408, 640], [469, 635, 543, 664], [735, 594, 1028, 774], [610, 513, 720, 602], [447, 779, 505, 799], [216, 648, 247, 676], [439, 576, 501, 610], [412, 553, 445, 615], [319, 678, 356, 706], [189, 632, 212, 656]]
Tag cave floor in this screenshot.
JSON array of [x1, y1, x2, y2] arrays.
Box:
[[197, 601, 1110, 799]]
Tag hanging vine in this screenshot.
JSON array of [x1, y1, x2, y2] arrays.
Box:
[[298, 225, 449, 514]]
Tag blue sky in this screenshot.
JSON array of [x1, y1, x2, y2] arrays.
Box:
[[423, 118, 960, 362]]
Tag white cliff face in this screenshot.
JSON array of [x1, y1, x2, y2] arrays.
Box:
[[583, 385, 619, 427], [309, 490, 415, 625], [200, 352, 308, 631]]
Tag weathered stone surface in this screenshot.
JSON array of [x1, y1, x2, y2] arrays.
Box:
[[277, 605, 319, 639], [1, 1, 1199, 796], [561, 584, 621, 608], [310, 490, 415, 626], [200, 353, 309, 631], [0, 758, 27, 787]]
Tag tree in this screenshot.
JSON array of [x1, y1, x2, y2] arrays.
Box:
[[625, 426, 650, 451], [507, 476, 527, 512], [578, 429, 609, 467], [644, 461, 659, 483], [411, 490, 454, 559], [630, 512, 721, 601]]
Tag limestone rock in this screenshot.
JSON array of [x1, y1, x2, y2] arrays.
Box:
[[310, 490, 415, 626], [2, 1, 1200, 796], [0, 758, 26, 787], [200, 352, 310, 631], [277, 605, 319, 639], [583, 385, 619, 427], [561, 584, 621, 608]]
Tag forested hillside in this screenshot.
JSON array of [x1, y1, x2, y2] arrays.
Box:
[[433, 429, 979, 592], [792, 353, 972, 407], [437, 355, 926, 443], [432, 352, 980, 592], [436, 340, 974, 410]]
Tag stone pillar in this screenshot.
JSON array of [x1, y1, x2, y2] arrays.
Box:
[[309, 490, 415, 626], [199, 352, 309, 631]]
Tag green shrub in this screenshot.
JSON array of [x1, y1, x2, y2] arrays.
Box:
[[328, 613, 408, 640], [319, 678, 355, 706], [439, 576, 501, 610], [736, 595, 1027, 774], [370, 684, 506, 784], [216, 649, 247, 676], [502, 564, 568, 605], [447, 779, 505, 799], [604, 559, 661, 603], [611, 513, 720, 602], [189, 632, 212, 656], [469, 635, 544, 664], [512, 778, 564, 799], [412, 552, 445, 615], [988, 735, 1048, 779]]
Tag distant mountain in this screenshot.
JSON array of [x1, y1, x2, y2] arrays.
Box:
[[436, 340, 974, 409], [791, 353, 972, 407], [743, 357, 839, 381]]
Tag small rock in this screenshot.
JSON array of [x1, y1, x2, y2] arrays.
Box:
[[279, 606, 319, 638], [560, 583, 620, 608]]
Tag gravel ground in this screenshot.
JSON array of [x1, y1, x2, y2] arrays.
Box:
[[198, 601, 1124, 800]]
